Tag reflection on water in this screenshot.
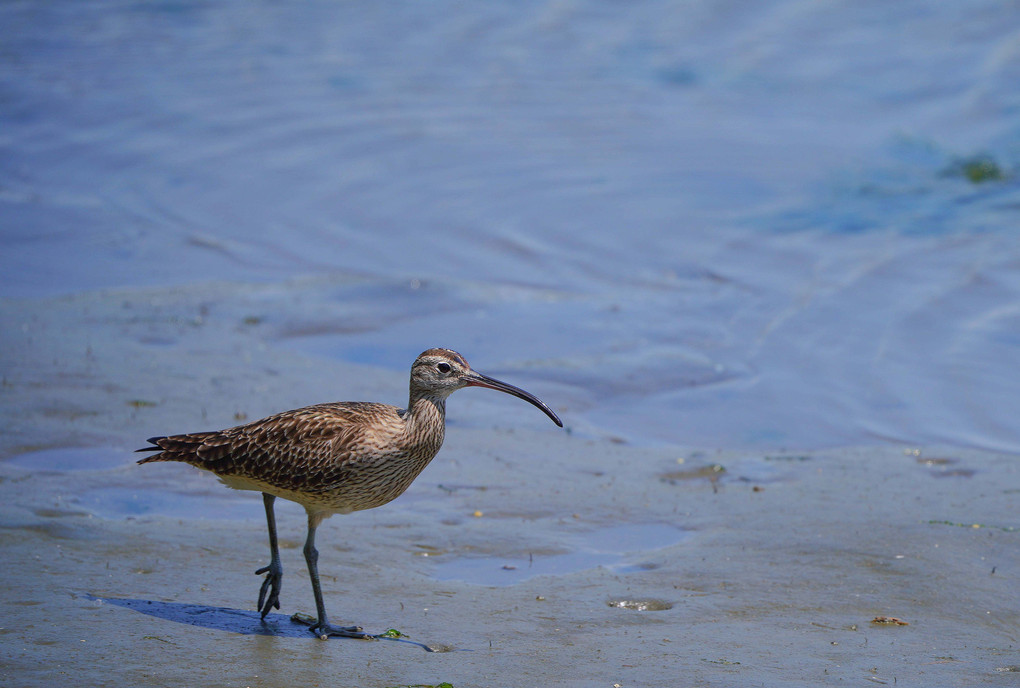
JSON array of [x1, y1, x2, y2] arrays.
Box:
[[431, 523, 690, 586]]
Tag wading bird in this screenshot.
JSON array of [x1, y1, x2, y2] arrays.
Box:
[[137, 348, 562, 639]]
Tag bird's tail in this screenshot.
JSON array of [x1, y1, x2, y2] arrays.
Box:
[[136, 436, 170, 464], [135, 433, 221, 465]]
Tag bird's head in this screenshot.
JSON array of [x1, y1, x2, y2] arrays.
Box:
[[410, 348, 562, 427]]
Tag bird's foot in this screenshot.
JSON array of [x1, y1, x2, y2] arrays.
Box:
[[290, 612, 370, 640], [310, 623, 370, 641], [255, 561, 283, 618]]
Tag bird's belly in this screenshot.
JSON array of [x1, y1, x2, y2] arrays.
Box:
[[216, 453, 433, 515]]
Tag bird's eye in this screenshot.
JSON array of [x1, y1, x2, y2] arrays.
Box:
[[437, 362, 451, 374]]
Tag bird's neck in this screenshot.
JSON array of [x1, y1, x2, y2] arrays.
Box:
[[403, 392, 447, 452]]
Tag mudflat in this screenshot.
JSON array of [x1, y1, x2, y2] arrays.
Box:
[[1, 290, 1016, 687]]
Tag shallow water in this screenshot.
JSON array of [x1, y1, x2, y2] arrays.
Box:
[[4, 1, 1018, 455], [431, 522, 691, 585]]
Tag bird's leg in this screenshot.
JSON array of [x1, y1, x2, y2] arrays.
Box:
[[298, 511, 368, 640], [255, 493, 283, 618]]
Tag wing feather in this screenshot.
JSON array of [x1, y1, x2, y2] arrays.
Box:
[[136, 401, 406, 493]]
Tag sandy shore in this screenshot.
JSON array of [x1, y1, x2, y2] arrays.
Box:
[[2, 286, 1017, 687]]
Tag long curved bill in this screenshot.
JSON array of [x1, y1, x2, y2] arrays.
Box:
[[462, 371, 563, 427]]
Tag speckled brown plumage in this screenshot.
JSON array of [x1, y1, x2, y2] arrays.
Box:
[[137, 348, 562, 640], [139, 399, 445, 514]]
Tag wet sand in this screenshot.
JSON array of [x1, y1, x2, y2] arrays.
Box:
[[2, 287, 1017, 687]]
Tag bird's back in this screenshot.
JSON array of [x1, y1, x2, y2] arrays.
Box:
[[138, 401, 443, 514]]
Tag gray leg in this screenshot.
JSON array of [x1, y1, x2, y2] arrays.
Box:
[[298, 511, 367, 640], [255, 493, 283, 617]]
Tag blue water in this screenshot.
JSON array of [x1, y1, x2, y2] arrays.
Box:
[[2, 1, 1019, 452]]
